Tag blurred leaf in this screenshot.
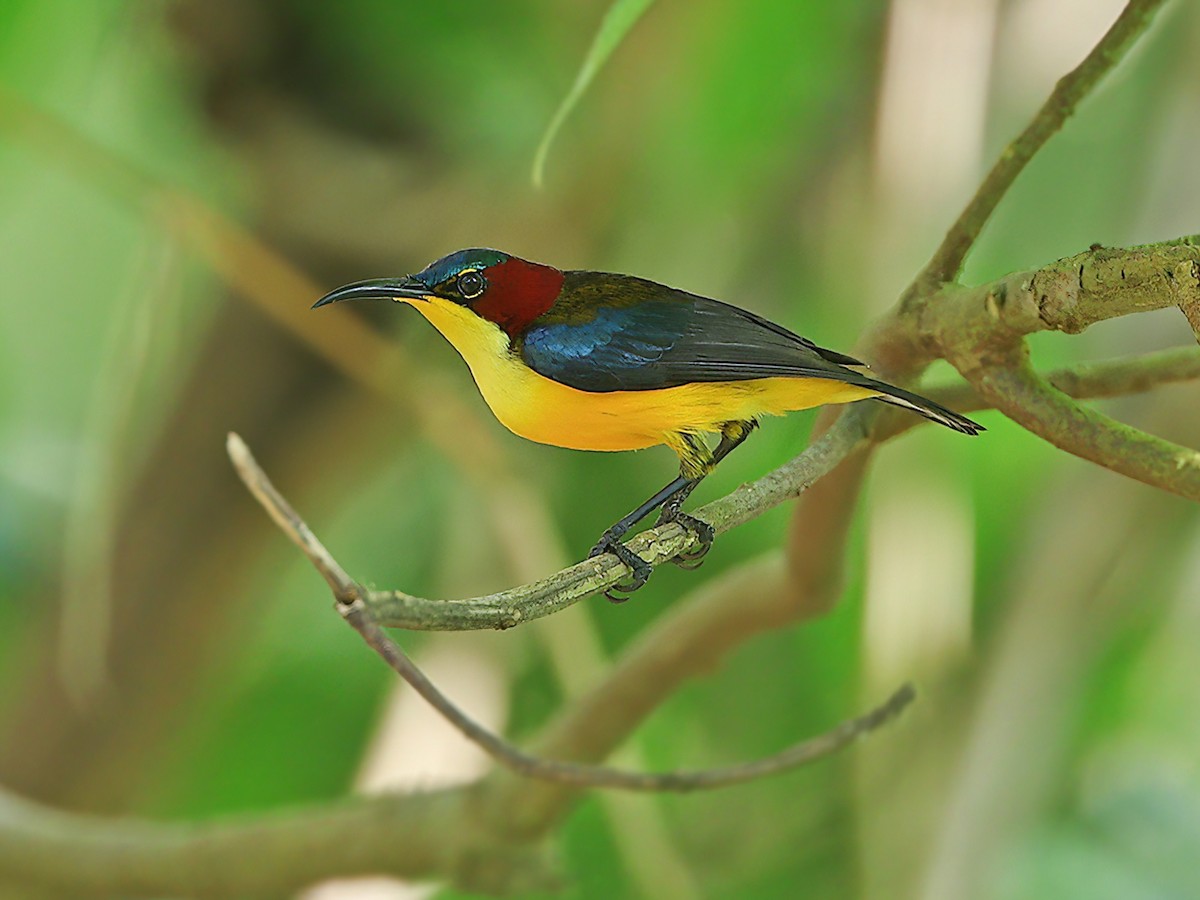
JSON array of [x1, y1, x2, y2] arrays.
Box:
[[530, 0, 657, 187]]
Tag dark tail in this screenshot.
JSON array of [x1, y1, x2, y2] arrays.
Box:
[[856, 376, 984, 435]]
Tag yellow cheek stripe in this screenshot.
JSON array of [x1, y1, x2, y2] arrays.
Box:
[[399, 297, 878, 453]]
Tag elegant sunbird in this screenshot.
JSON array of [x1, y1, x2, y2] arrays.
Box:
[[315, 248, 982, 599]]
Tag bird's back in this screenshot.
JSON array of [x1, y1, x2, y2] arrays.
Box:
[[519, 271, 866, 393]]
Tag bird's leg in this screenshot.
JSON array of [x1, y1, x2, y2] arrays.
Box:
[[589, 421, 758, 601], [663, 420, 757, 568], [588, 474, 696, 602], [652, 431, 718, 570]]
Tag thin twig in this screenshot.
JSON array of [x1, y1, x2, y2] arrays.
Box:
[[477, 553, 855, 832], [343, 597, 913, 791], [873, 346, 1200, 441], [957, 350, 1200, 502], [226, 434, 357, 602], [1042, 346, 1200, 399], [227, 416, 868, 631], [909, 0, 1170, 293]]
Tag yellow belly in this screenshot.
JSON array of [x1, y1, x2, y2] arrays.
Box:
[[404, 296, 878, 452], [496, 375, 876, 451]]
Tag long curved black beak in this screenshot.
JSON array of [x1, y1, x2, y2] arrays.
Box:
[[312, 275, 430, 309]]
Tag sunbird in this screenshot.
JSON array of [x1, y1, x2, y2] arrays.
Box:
[[315, 249, 982, 599]]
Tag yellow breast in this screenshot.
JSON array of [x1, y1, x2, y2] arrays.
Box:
[[402, 296, 877, 452]]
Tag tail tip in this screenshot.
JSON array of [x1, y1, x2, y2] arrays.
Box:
[[947, 413, 985, 435]]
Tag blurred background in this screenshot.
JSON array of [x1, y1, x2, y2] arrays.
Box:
[[1, 0, 1198, 897]]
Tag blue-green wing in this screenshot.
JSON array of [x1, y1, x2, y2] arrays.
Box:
[[520, 290, 861, 393]]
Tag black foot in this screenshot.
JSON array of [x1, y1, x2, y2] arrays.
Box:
[[588, 533, 654, 603], [661, 511, 714, 569]]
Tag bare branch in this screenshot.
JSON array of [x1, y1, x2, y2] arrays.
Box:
[[910, 0, 1171, 292], [902, 241, 1200, 372], [971, 353, 1200, 501], [0, 783, 538, 898], [343, 597, 913, 791], [227, 433, 357, 602], [1018, 239, 1200, 337], [475, 553, 862, 833], [228, 415, 868, 631], [873, 346, 1200, 441], [1042, 346, 1200, 399], [897, 239, 1200, 503]]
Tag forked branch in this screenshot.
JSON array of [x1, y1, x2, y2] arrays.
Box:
[[228, 417, 870, 631], [874, 346, 1200, 442], [229, 433, 913, 792], [914, 240, 1200, 503], [910, 0, 1171, 292], [343, 596, 914, 790]]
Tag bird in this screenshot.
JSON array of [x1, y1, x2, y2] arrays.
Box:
[[315, 248, 983, 600]]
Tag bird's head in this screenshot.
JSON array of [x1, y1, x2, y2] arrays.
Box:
[[314, 248, 564, 337]]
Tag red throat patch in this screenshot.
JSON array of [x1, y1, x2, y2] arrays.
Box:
[[473, 257, 564, 337]]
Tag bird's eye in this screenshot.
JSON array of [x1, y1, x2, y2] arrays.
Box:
[[456, 270, 486, 300]]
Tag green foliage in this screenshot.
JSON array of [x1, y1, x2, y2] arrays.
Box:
[[532, 0, 658, 187]]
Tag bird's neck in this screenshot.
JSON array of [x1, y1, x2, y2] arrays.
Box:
[[473, 257, 564, 336], [402, 296, 509, 366]]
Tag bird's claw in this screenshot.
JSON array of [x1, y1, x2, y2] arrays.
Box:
[[588, 534, 653, 603], [586, 506, 714, 602], [661, 511, 714, 569]]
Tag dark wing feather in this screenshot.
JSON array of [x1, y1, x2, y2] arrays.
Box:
[[519, 274, 861, 392]]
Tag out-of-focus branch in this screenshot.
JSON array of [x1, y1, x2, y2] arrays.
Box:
[[783, 444, 874, 619], [0, 83, 516, 481], [1029, 346, 1200, 400], [0, 85, 393, 392], [227, 416, 867, 630], [909, 0, 1170, 293], [0, 782, 537, 898]]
